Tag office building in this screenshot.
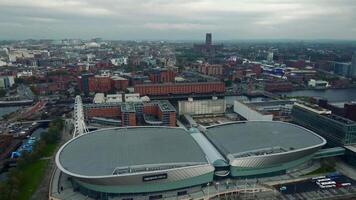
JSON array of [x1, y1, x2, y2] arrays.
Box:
[[291, 102, 356, 146], [352, 52, 356, 78], [206, 33, 212, 45], [78, 73, 94, 95], [234, 100, 294, 121], [85, 100, 176, 127], [333, 62, 352, 77], [0, 76, 15, 89]]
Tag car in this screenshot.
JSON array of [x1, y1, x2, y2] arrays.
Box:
[[341, 183, 351, 187], [279, 186, 287, 191]]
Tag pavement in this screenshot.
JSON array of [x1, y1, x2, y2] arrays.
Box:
[[31, 119, 72, 200], [335, 158, 356, 180]]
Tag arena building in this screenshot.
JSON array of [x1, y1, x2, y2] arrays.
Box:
[[55, 127, 215, 196], [204, 121, 326, 177], [55, 121, 326, 198]]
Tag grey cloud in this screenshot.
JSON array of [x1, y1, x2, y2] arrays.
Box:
[[0, 0, 355, 40]]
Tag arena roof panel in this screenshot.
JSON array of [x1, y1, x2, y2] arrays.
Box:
[[205, 121, 325, 159], [57, 127, 208, 177]]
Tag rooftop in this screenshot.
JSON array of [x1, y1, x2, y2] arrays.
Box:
[[57, 127, 208, 177], [135, 81, 223, 87], [121, 103, 136, 113], [294, 102, 331, 115], [156, 100, 176, 112], [326, 114, 356, 125], [205, 121, 325, 159]]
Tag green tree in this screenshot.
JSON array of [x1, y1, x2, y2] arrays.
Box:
[[0, 89, 6, 98]]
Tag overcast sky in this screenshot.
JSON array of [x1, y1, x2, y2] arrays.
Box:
[[0, 0, 356, 40]]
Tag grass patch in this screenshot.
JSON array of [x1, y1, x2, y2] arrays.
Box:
[[41, 143, 58, 157], [0, 119, 64, 200], [18, 160, 49, 200], [304, 165, 336, 176]]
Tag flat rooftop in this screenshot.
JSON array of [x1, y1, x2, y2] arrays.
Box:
[[205, 121, 325, 159], [121, 103, 136, 112], [57, 127, 208, 177], [156, 100, 176, 112]]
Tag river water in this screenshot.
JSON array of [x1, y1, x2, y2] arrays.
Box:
[[0, 106, 21, 119], [225, 88, 356, 104], [279, 88, 356, 103]]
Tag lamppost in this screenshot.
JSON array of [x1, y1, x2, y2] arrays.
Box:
[[207, 182, 210, 200]]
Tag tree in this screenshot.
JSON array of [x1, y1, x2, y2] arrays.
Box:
[[224, 80, 232, 87], [41, 118, 64, 144], [0, 89, 6, 98]]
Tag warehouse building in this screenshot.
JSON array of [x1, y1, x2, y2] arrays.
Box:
[[134, 82, 225, 96], [178, 97, 226, 116]]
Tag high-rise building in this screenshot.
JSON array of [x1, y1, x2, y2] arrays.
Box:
[[267, 51, 274, 63], [0, 76, 14, 89], [351, 52, 356, 78], [333, 62, 352, 77], [206, 33, 212, 45], [78, 73, 94, 96]]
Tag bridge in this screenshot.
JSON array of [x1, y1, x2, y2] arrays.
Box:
[[243, 90, 281, 99], [72, 95, 88, 138], [313, 147, 346, 159], [11, 120, 52, 125]]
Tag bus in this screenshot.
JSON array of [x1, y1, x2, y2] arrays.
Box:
[[319, 184, 336, 189], [316, 178, 331, 183], [318, 181, 336, 186], [312, 176, 326, 180], [317, 181, 336, 189]]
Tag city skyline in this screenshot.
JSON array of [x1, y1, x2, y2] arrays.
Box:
[[1, 0, 356, 40]]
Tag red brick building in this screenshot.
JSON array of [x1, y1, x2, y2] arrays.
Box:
[[111, 76, 129, 91], [88, 76, 112, 93], [264, 81, 293, 92], [134, 82, 225, 96], [86, 106, 121, 118], [84, 100, 176, 127], [148, 69, 176, 83], [198, 64, 224, 76], [230, 65, 262, 81]]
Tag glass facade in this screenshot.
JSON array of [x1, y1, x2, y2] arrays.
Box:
[[292, 105, 356, 147]]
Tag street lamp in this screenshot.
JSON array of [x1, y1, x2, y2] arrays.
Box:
[[207, 182, 210, 200]]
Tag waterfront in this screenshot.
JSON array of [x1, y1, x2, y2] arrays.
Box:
[[31, 127, 48, 138], [0, 106, 21, 119], [225, 88, 356, 105], [280, 88, 356, 103]]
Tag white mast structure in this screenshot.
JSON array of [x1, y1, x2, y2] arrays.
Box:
[[73, 95, 88, 138]]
